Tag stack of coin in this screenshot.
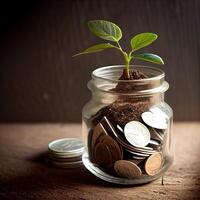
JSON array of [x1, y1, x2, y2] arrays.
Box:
[[87, 106, 168, 179], [48, 138, 84, 168]]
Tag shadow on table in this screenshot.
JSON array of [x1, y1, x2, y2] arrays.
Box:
[[0, 151, 120, 195], [27, 151, 150, 188]]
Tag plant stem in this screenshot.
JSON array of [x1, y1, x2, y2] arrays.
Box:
[[124, 54, 131, 79], [116, 41, 131, 79]]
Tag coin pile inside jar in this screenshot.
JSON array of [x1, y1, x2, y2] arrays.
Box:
[[48, 138, 84, 168], [88, 106, 168, 179]]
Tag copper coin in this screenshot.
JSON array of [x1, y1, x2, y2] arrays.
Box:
[[101, 135, 123, 162], [145, 152, 162, 176], [91, 123, 108, 152], [114, 160, 142, 179], [88, 129, 94, 161], [94, 142, 113, 169], [89, 123, 108, 162]]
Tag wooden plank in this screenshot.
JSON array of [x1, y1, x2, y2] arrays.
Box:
[[0, 122, 200, 199], [0, 0, 200, 122]]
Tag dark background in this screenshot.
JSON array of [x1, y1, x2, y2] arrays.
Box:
[[0, 0, 199, 122]]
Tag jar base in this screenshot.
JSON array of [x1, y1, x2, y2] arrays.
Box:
[[82, 152, 173, 185]]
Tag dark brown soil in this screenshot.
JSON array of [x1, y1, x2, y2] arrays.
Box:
[[119, 69, 148, 80], [91, 99, 149, 127], [90, 69, 150, 127], [112, 69, 148, 92]]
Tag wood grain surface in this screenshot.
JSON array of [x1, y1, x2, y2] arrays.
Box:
[[0, 123, 200, 200], [0, 0, 200, 122]]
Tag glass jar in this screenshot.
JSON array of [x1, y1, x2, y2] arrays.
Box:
[[82, 65, 173, 185]]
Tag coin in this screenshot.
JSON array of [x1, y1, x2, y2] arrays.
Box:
[[132, 155, 147, 160], [101, 135, 123, 162], [128, 159, 143, 165], [49, 160, 82, 168], [114, 160, 142, 179], [150, 106, 169, 119], [112, 129, 156, 154], [91, 122, 108, 151], [100, 116, 117, 138], [124, 121, 150, 148], [88, 129, 94, 161], [49, 149, 83, 157], [148, 140, 161, 150], [98, 117, 123, 158], [125, 149, 150, 157], [149, 127, 164, 141], [117, 124, 124, 134], [94, 142, 113, 169], [94, 134, 123, 169], [103, 119, 156, 154], [141, 111, 168, 129], [48, 153, 82, 162], [149, 140, 160, 146], [48, 138, 84, 154], [145, 152, 162, 176]]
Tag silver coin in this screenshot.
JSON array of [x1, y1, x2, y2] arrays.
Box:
[[150, 106, 169, 119], [156, 129, 165, 136], [48, 138, 84, 154], [141, 111, 168, 130], [102, 119, 156, 154], [49, 160, 82, 168], [48, 153, 82, 162], [132, 155, 147, 160], [111, 129, 156, 154], [49, 150, 83, 158], [149, 139, 160, 146], [125, 149, 149, 157], [149, 127, 164, 141], [117, 125, 124, 134], [100, 116, 116, 138], [126, 147, 155, 155], [148, 140, 161, 150], [124, 121, 150, 148]]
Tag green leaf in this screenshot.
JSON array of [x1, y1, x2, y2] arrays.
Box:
[[131, 33, 158, 51], [133, 53, 164, 65], [72, 43, 115, 57], [88, 20, 122, 42]]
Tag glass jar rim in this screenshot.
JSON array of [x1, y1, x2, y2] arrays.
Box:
[[92, 65, 165, 83], [89, 65, 168, 95]]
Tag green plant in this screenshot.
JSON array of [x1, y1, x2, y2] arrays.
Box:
[[73, 20, 164, 79]]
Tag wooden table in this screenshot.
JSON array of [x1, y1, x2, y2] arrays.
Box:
[[0, 123, 200, 200]]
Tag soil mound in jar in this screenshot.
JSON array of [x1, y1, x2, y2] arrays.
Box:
[[91, 69, 150, 127]]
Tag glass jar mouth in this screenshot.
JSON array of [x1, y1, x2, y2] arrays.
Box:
[[89, 65, 168, 95], [92, 65, 165, 83]]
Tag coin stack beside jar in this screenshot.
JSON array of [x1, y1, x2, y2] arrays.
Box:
[[48, 138, 84, 168], [87, 106, 168, 179]]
